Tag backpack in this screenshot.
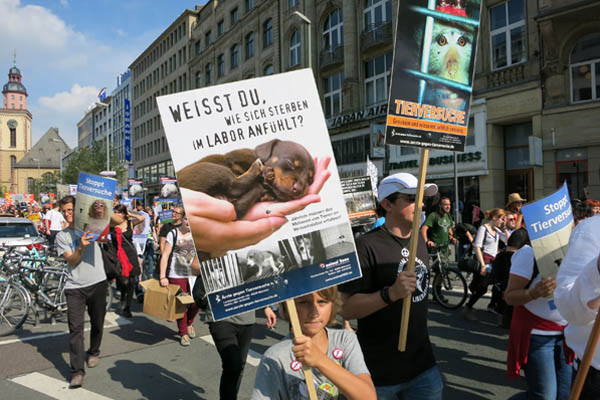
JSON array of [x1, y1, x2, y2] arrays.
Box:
[[101, 240, 121, 280], [155, 228, 178, 278]]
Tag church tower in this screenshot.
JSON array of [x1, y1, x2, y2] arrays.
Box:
[[1, 53, 32, 193]]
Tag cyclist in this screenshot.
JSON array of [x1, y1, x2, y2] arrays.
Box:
[[421, 197, 457, 256]]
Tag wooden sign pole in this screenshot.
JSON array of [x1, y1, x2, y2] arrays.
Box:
[[398, 148, 430, 351], [569, 311, 600, 400], [285, 299, 318, 400]]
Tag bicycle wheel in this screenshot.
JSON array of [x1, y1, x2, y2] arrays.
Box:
[[0, 281, 30, 336], [432, 268, 468, 310]]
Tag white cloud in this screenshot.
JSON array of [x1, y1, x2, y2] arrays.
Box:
[[39, 84, 99, 113], [116, 28, 126, 37]]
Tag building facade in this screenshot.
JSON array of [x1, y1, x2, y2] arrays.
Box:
[[129, 8, 200, 195], [1, 64, 32, 193]]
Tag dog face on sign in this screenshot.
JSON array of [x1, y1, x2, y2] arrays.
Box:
[[246, 249, 285, 278]]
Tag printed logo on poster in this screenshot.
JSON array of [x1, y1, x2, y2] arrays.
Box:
[[127, 179, 144, 200], [75, 172, 117, 242], [384, 0, 483, 152], [156, 69, 362, 321]]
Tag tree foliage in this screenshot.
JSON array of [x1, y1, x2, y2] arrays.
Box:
[[62, 141, 127, 185]]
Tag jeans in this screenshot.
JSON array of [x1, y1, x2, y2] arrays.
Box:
[[209, 321, 254, 400], [375, 366, 443, 400], [168, 277, 200, 337], [64, 280, 108, 377], [515, 334, 573, 400]]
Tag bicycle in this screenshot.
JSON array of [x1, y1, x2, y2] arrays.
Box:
[[429, 245, 468, 310]]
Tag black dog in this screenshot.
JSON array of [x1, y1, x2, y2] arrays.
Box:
[[177, 139, 315, 219]]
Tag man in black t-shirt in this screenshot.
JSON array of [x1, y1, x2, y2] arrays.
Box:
[[340, 172, 443, 400]]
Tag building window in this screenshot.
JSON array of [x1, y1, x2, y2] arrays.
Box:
[[331, 135, 370, 165], [364, 0, 391, 30], [195, 40, 201, 55], [288, 0, 299, 8], [489, 0, 526, 70], [196, 71, 202, 88], [28, 178, 35, 193], [206, 63, 213, 84], [231, 44, 240, 69], [323, 8, 343, 50], [245, 32, 255, 59], [231, 8, 239, 25], [556, 148, 588, 201], [263, 18, 273, 48], [218, 20, 225, 36], [10, 127, 17, 147], [10, 155, 16, 170], [364, 52, 392, 106], [205, 30, 212, 47], [570, 33, 600, 103], [289, 30, 301, 67], [264, 64, 274, 75], [245, 0, 254, 13], [504, 122, 531, 170], [217, 54, 225, 77], [323, 72, 344, 118]]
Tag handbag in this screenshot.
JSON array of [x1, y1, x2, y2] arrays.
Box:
[[458, 251, 479, 274], [101, 241, 121, 280]]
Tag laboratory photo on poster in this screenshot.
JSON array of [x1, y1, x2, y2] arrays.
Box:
[[156, 69, 362, 320], [385, 0, 482, 151]]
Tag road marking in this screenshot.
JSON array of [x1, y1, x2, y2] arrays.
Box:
[[200, 334, 263, 367], [10, 372, 113, 399], [0, 312, 131, 346]]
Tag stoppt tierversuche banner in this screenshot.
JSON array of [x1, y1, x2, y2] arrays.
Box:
[[522, 182, 573, 281], [75, 172, 117, 242], [157, 69, 362, 320], [385, 0, 483, 152]]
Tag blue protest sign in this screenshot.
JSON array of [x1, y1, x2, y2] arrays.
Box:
[[522, 183, 573, 242]]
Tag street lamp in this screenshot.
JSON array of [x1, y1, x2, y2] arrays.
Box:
[[292, 11, 312, 69], [31, 157, 40, 195]]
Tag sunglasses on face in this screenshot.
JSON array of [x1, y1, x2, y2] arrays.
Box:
[[400, 194, 416, 203]]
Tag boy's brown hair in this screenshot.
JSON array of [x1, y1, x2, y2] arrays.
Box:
[[281, 286, 341, 326]]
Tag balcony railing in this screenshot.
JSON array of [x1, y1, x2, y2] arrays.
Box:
[[361, 21, 393, 51], [319, 45, 344, 70]]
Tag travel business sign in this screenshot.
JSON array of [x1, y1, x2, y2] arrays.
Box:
[[522, 182, 573, 281]]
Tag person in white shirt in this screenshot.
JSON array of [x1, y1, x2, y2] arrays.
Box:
[[44, 203, 67, 247], [555, 214, 600, 399]]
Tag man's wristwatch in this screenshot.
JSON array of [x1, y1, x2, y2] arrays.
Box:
[[380, 286, 393, 305]]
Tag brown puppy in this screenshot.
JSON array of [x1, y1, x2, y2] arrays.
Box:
[[177, 139, 315, 219]]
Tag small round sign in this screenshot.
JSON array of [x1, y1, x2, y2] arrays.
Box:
[[332, 348, 343, 359], [290, 360, 302, 371]]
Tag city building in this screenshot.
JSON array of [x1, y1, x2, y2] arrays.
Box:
[[129, 7, 201, 196], [1, 62, 32, 193]]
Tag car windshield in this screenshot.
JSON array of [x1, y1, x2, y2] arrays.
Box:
[[0, 222, 38, 238]]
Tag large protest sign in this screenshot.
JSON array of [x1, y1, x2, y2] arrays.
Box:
[[157, 69, 361, 320], [75, 172, 117, 241], [341, 176, 377, 227], [522, 183, 573, 281], [385, 0, 482, 152]]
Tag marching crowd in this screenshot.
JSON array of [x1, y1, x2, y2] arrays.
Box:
[[2, 179, 600, 400]]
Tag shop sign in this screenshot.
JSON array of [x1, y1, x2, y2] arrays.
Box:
[[327, 104, 388, 129]]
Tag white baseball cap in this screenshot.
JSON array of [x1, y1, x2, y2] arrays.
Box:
[[377, 172, 438, 202]]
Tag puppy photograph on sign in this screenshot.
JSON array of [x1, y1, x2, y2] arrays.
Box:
[[385, 0, 482, 151], [156, 69, 362, 320]]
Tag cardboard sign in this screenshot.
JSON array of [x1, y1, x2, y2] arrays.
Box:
[[75, 172, 117, 242], [157, 69, 362, 320], [522, 182, 573, 280], [341, 176, 377, 227], [385, 0, 483, 151]]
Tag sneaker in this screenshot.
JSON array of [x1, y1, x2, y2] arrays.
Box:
[[69, 374, 83, 389], [188, 325, 196, 339], [122, 308, 133, 318], [462, 307, 477, 321], [180, 335, 191, 346], [86, 355, 100, 368]]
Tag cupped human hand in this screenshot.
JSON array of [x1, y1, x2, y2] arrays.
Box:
[[181, 188, 288, 258]]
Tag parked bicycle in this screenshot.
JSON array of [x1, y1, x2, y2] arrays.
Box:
[[0, 246, 114, 336], [429, 245, 468, 310]]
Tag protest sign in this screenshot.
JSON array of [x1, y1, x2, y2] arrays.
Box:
[[522, 182, 573, 282], [127, 179, 144, 201], [159, 210, 173, 224], [69, 184, 77, 195], [158, 177, 179, 202], [385, 0, 482, 152], [341, 176, 377, 227], [75, 172, 117, 241], [157, 69, 361, 321]]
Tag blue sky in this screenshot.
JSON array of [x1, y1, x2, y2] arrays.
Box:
[[0, 0, 208, 148]]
